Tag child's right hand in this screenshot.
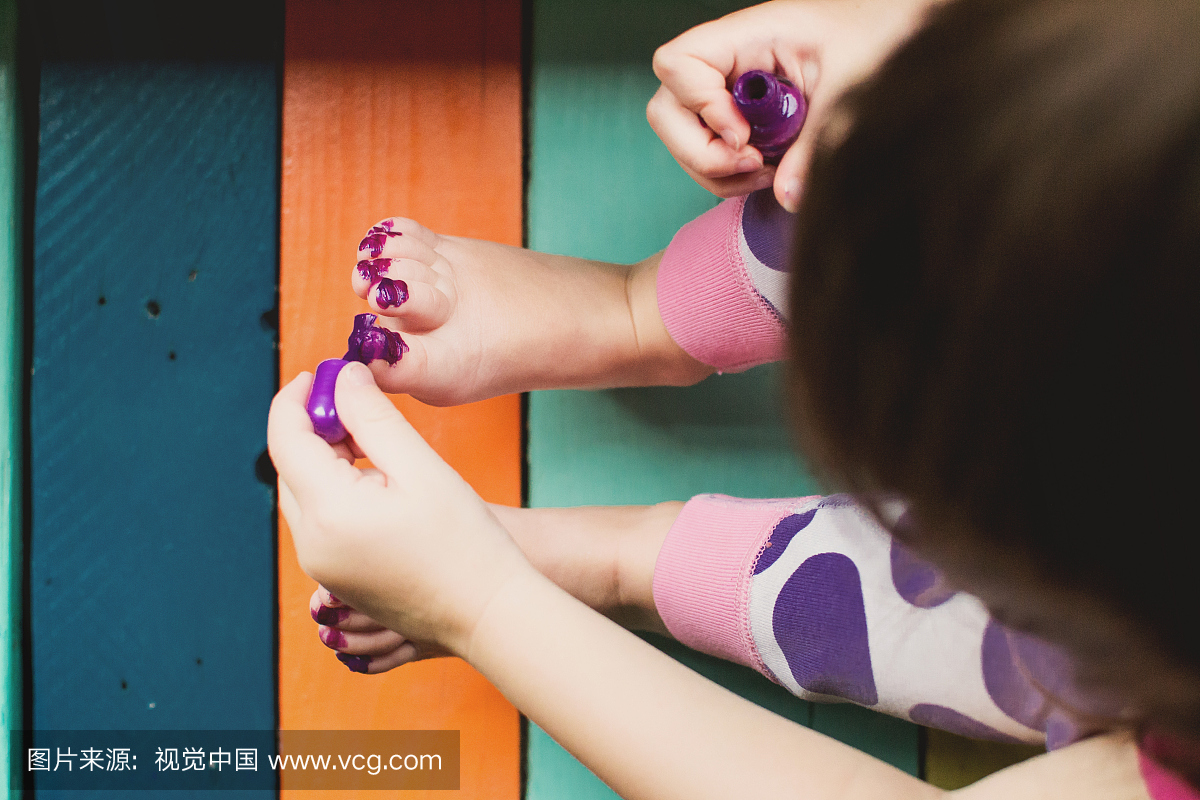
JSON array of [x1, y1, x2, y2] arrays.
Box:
[[350, 218, 712, 406], [646, 0, 937, 211]]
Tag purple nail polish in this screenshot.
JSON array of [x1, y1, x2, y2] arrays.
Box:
[[306, 359, 350, 443], [319, 626, 348, 650], [344, 313, 408, 366], [358, 233, 388, 258], [336, 653, 370, 674], [374, 277, 409, 309], [312, 604, 349, 626], [326, 592, 341, 605], [356, 258, 391, 282], [732, 70, 808, 164]]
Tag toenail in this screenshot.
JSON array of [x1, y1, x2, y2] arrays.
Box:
[[374, 278, 409, 310], [312, 604, 349, 625], [356, 258, 391, 282], [336, 653, 370, 673], [318, 626, 348, 650]]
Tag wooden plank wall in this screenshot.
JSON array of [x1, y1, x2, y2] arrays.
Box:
[[28, 5, 282, 787], [0, 0, 23, 795], [278, 1, 522, 797], [524, 1, 920, 795]]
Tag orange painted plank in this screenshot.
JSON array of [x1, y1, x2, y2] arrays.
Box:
[[279, 1, 523, 797]]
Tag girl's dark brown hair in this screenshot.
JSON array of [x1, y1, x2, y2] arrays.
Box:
[[789, 0, 1200, 757]]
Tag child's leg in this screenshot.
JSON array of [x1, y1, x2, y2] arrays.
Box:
[[347, 217, 713, 406]]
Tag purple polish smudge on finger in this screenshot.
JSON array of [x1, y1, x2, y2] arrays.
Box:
[[732, 69, 808, 164], [374, 277, 409, 309], [356, 258, 391, 282], [306, 359, 350, 443], [336, 653, 370, 673], [345, 313, 408, 366]]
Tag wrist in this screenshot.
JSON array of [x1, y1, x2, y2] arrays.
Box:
[[624, 253, 714, 387]]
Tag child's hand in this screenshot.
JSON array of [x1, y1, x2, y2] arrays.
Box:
[[646, 0, 935, 211], [268, 362, 535, 656], [349, 218, 712, 406]]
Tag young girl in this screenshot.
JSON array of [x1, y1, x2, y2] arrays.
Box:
[[270, 0, 1200, 796]]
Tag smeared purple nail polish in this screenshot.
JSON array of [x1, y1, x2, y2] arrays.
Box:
[[356, 258, 392, 282], [374, 277, 409, 309], [306, 359, 350, 443], [327, 592, 341, 605], [732, 70, 808, 164], [312, 604, 350, 626], [344, 313, 408, 365], [336, 653, 370, 674], [319, 626, 348, 650], [359, 233, 388, 258]]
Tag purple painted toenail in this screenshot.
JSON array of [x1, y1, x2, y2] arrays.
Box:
[[336, 653, 370, 673], [313, 604, 349, 626], [374, 278, 409, 309], [356, 258, 391, 282], [344, 313, 408, 366]]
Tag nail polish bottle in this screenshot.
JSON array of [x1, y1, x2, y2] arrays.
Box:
[[732, 70, 808, 164], [307, 359, 349, 443]]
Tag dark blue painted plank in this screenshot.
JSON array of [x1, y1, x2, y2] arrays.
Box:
[[30, 60, 278, 750]]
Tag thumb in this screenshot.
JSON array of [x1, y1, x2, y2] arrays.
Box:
[[334, 361, 432, 478]]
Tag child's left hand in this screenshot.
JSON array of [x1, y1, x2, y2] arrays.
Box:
[[267, 362, 535, 658]]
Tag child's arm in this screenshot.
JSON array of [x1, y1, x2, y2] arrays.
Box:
[[269, 371, 1147, 800]]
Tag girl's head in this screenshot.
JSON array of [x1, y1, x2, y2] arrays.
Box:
[[789, 0, 1200, 744]]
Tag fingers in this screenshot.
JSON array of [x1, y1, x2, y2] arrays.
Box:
[[652, 39, 750, 150], [773, 138, 809, 213], [647, 85, 763, 184], [331, 362, 441, 479], [268, 373, 360, 504]]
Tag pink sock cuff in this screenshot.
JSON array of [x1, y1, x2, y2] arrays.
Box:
[[656, 197, 786, 373], [653, 494, 814, 670]]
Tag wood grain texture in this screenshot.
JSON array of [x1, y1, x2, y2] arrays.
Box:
[[0, 0, 23, 794], [279, 2, 522, 797], [525, 1, 918, 795], [30, 55, 279, 747]]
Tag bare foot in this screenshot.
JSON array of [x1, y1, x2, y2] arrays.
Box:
[[349, 217, 712, 405]]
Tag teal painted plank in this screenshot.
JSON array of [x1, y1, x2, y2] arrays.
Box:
[[526, 1, 919, 796], [0, 0, 23, 796]]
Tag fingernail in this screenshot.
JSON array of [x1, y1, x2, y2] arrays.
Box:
[[340, 360, 375, 387], [736, 157, 761, 173], [358, 233, 387, 258], [356, 258, 391, 282], [374, 277, 409, 309], [336, 653, 370, 674], [783, 177, 802, 211], [312, 604, 349, 626], [318, 626, 347, 650], [720, 128, 740, 151]]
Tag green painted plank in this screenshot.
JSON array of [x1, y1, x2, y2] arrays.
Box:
[[525, 1, 919, 796], [0, 0, 23, 796]]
